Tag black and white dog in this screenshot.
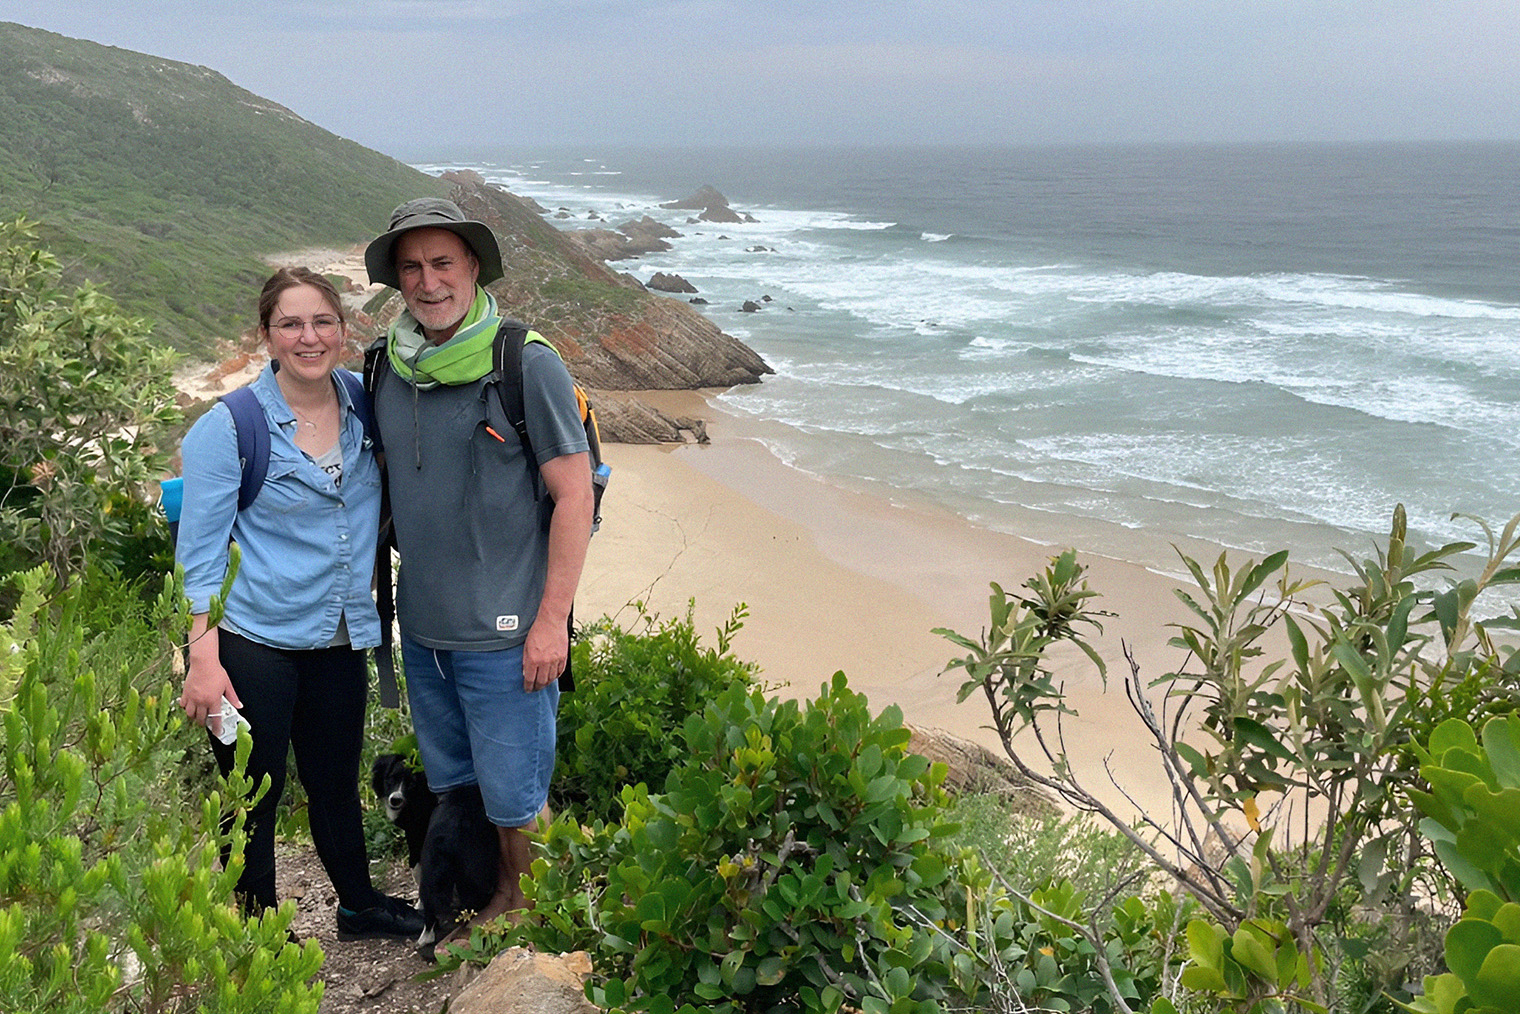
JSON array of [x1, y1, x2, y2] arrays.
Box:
[[371, 753, 499, 958]]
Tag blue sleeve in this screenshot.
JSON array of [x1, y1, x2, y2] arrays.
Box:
[[522, 343, 590, 465], [176, 404, 241, 614]]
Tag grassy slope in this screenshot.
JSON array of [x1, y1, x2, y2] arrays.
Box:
[[0, 21, 443, 355]]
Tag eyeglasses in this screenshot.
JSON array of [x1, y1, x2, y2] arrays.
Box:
[[272, 315, 342, 340]]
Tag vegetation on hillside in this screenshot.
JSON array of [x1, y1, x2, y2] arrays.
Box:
[[0, 21, 442, 354]]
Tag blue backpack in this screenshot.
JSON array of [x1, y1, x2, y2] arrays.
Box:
[[159, 369, 372, 544]]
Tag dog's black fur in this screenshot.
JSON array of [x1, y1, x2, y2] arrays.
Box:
[[371, 754, 500, 957], [371, 753, 434, 870]]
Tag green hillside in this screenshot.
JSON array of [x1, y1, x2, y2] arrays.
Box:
[[0, 21, 443, 355]]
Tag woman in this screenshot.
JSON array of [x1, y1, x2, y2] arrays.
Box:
[[176, 267, 421, 940]]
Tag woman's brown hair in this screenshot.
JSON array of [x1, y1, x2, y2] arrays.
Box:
[[256, 267, 346, 332]]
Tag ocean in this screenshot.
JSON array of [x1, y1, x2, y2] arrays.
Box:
[[413, 143, 1520, 580]]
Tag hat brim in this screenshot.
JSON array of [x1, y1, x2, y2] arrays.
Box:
[[364, 218, 504, 289]]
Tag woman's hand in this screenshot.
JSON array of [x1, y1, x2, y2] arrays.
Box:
[[180, 616, 241, 735]]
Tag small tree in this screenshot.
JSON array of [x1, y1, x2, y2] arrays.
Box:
[[939, 509, 1520, 1011], [0, 217, 181, 587]]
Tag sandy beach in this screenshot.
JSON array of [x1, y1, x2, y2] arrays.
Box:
[[579, 392, 1218, 820]]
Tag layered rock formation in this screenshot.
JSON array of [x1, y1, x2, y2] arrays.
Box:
[[648, 272, 697, 294]]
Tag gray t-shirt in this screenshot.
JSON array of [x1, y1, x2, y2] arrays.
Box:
[[375, 342, 590, 650]]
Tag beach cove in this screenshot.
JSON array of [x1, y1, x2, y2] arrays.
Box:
[[580, 391, 1230, 820]]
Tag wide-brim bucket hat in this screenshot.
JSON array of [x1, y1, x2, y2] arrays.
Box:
[[364, 198, 504, 289]]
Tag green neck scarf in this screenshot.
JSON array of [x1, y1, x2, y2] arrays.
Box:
[[387, 287, 502, 388]]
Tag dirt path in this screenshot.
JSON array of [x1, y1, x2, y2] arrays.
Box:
[[276, 843, 467, 1014]]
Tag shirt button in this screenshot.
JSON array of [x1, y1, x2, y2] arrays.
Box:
[[340, 533, 348, 540]]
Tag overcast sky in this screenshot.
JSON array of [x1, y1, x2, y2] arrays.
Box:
[[8, 2, 1519, 157]]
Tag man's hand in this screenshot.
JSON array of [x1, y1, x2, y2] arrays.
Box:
[[523, 450, 593, 692], [522, 616, 568, 691]]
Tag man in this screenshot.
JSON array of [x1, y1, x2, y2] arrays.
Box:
[[364, 198, 594, 924]]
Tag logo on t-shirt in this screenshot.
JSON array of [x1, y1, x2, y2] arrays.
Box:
[[496, 615, 520, 632]]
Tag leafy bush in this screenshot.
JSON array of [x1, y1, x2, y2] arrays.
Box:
[[940, 511, 1520, 1012], [947, 797, 1186, 1012], [949, 798, 1148, 902], [0, 566, 323, 1013], [447, 673, 992, 1013], [1399, 714, 1520, 1013], [0, 217, 181, 591], [552, 602, 760, 823]]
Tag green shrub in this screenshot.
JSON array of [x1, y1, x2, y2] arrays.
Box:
[[946, 797, 1185, 1011], [449, 673, 988, 1013], [950, 798, 1147, 900], [941, 512, 1520, 1012], [0, 566, 323, 1013], [552, 602, 760, 823], [978, 882, 1186, 1014], [0, 217, 181, 591]]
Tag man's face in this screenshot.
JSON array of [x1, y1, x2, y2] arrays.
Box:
[[395, 228, 480, 342]]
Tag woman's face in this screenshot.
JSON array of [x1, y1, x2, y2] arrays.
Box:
[[262, 283, 345, 386]]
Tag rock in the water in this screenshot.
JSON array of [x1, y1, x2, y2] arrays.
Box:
[[660, 184, 731, 211], [618, 215, 681, 240], [562, 228, 669, 261], [740, 300, 762, 313], [660, 184, 755, 224], [648, 272, 697, 294], [698, 205, 744, 224]]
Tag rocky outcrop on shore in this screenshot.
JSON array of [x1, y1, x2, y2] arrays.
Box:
[[561, 215, 681, 262], [648, 272, 697, 294]]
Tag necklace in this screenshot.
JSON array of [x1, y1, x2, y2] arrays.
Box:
[[290, 400, 335, 431]]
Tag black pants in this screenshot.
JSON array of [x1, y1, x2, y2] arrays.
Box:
[[210, 630, 378, 912]]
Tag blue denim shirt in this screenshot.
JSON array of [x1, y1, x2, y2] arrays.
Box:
[[176, 365, 382, 650]]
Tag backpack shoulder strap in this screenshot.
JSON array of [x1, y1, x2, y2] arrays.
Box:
[[360, 338, 400, 708], [488, 320, 579, 694], [218, 386, 269, 512], [334, 369, 374, 446], [490, 319, 535, 463], [363, 336, 388, 393]]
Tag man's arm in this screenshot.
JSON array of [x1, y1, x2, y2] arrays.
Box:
[[522, 451, 593, 690]]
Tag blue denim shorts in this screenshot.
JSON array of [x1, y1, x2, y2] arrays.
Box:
[[400, 637, 559, 828]]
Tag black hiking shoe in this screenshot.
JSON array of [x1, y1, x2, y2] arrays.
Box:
[[335, 894, 424, 941]]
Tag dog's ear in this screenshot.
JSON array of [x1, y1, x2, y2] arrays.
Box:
[[371, 753, 402, 796]]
